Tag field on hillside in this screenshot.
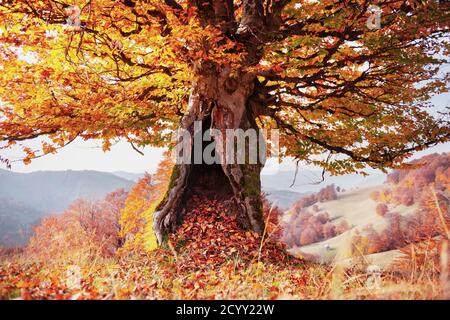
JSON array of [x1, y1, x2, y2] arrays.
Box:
[[287, 186, 414, 267]]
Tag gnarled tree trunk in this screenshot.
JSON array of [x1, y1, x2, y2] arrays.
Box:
[[153, 64, 266, 244]]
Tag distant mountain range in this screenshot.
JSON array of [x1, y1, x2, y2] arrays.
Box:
[[263, 188, 310, 210], [0, 167, 386, 247], [112, 171, 145, 182], [0, 169, 135, 246], [261, 169, 386, 194], [0, 198, 42, 247], [261, 169, 385, 209], [0, 169, 134, 213]]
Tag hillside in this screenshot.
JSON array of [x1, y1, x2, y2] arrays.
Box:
[[0, 198, 43, 247], [287, 186, 417, 266], [0, 169, 134, 246], [1, 153, 449, 300], [286, 152, 449, 269], [0, 169, 134, 213]]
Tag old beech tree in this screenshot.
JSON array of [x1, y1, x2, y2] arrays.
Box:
[[0, 1, 449, 243]]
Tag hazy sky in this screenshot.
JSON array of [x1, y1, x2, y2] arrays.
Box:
[[1, 139, 165, 174], [1, 89, 448, 174], [2, 135, 448, 175]]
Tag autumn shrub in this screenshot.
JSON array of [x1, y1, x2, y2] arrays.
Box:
[[283, 209, 349, 247], [377, 189, 392, 204], [362, 225, 385, 254], [299, 227, 319, 246], [291, 185, 338, 213], [317, 211, 330, 224], [376, 203, 389, 217], [394, 188, 414, 206], [335, 220, 350, 235], [118, 173, 155, 254], [317, 184, 338, 202], [323, 223, 337, 239]]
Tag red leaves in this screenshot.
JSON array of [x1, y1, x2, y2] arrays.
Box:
[[169, 196, 292, 271], [40, 69, 52, 78]]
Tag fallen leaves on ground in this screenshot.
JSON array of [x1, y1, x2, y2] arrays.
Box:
[[169, 197, 293, 271]]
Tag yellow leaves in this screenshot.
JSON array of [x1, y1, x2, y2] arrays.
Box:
[[22, 147, 35, 165], [0, 0, 447, 179], [119, 152, 174, 254], [143, 204, 158, 252], [0, 1, 187, 155], [245, 230, 260, 240]]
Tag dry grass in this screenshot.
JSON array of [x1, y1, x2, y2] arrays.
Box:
[[1, 188, 448, 300], [1, 235, 449, 300]]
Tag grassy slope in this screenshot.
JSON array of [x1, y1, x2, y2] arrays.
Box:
[[287, 186, 418, 267], [0, 193, 447, 300]]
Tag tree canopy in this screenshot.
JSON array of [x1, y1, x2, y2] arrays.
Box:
[[0, 0, 449, 173]]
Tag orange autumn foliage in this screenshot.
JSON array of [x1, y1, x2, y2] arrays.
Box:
[[0, 1, 449, 176], [119, 152, 174, 254], [26, 189, 127, 262], [358, 153, 450, 255], [377, 153, 450, 207]]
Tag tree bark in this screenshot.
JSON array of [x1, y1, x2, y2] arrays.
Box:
[[153, 64, 265, 244]]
